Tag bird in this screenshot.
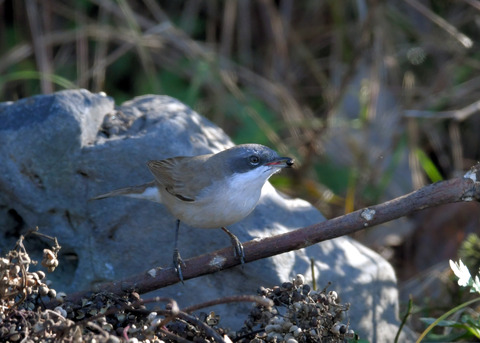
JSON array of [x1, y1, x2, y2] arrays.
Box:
[[92, 144, 294, 281]]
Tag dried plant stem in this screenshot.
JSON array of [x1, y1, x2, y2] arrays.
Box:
[[182, 295, 273, 314]]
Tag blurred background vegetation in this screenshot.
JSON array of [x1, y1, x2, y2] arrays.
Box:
[[2, 0, 480, 335]]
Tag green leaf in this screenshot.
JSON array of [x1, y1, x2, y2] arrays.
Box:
[[416, 297, 480, 342], [420, 318, 458, 327], [414, 148, 443, 182], [0, 71, 77, 90]]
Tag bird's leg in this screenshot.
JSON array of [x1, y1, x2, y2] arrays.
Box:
[[173, 219, 186, 282], [221, 227, 245, 264]]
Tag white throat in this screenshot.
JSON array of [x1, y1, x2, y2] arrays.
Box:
[[228, 165, 279, 192]]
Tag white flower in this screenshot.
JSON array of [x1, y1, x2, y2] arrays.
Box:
[[449, 259, 472, 287], [472, 275, 480, 294]]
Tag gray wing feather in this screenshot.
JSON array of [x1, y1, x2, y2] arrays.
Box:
[[147, 155, 215, 202]]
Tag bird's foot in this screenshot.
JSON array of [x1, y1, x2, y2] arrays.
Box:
[[221, 227, 245, 264], [173, 248, 186, 283]]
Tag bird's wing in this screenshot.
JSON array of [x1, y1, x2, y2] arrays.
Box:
[[147, 155, 215, 202]]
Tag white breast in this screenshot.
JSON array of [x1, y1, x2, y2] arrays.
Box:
[[160, 166, 274, 228]]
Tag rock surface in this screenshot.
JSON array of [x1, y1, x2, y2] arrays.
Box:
[[0, 89, 412, 341]]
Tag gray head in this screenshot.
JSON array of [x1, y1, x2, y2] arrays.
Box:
[[215, 144, 294, 174]]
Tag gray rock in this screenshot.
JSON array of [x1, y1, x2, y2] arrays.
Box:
[[0, 89, 412, 341]]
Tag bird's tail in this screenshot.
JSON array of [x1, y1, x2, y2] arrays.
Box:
[[91, 181, 162, 203]]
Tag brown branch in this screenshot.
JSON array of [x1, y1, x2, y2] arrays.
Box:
[[63, 164, 480, 305], [181, 295, 273, 314]]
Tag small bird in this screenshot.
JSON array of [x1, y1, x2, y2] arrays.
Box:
[[92, 144, 294, 281]]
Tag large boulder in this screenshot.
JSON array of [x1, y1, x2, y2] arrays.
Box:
[[0, 89, 410, 341]]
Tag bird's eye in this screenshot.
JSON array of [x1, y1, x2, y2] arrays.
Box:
[[249, 155, 260, 165]]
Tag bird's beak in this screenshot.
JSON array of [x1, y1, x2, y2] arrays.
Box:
[[266, 157, 294, 168]]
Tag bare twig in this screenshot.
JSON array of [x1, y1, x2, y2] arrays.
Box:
[[25, 0, 53, 93], [176, 311, 226, 343], [403, 0, 473, 48], [63, 164, 480, 304], [405, 99, 480, 121], [157, 326, 201, 343], [182, 295, 273, 314]]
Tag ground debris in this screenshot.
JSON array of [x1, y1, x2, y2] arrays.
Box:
[[1, 232, 356, 342]]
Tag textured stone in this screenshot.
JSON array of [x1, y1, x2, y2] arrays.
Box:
[[0, 89, 412, 341]]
